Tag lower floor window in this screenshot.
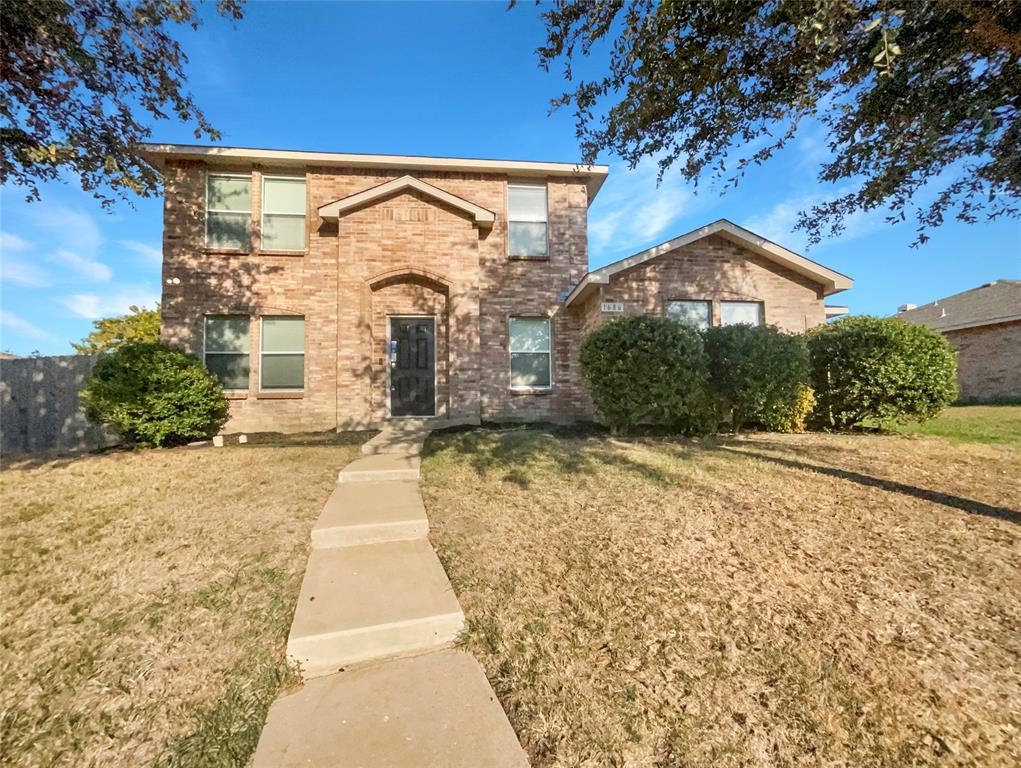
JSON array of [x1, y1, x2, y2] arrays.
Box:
[[509, 316, 551, 389], [204, 315, 250, 389], [667, 300, 711, 330], [260, 316, 305, 390], [721, 301, 764, 326]]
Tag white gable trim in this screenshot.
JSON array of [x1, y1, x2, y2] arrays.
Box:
[[564, 219, 853, 305], [318, 175, 496, 228]]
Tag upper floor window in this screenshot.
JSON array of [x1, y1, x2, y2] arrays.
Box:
[[262, 176, 307, 252], [260, 316, 305, 391], [667, 300, 711, 330], [508, 184, 548, 259], [509, 317, 551, 389], [204, 315, 250, 390], [721, 301, 764, 326], [206, 174, 251, 250]]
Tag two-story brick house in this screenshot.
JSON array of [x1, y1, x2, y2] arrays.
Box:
[[142, 144, 852, 432]]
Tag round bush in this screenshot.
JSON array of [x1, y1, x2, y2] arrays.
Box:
[[760, 384, 816, 433], [580, 315, 712, 434], [81, 343, 229, 447], [704, 323, 810, 431], [806, 316, 957, 429]]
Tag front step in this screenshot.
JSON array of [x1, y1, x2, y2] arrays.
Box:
[[311, 481, 427, 548], [252, 649, 529, 768], [338, 453, 420, 483], [287, 539, 463, 679]]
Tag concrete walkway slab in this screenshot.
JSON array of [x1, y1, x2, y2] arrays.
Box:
[[252, 649, 529, 768], [311, 481, 427, 548], [288, 539, 463, 679], [361, 428, 430, 456], [338, 453, 420, 483]]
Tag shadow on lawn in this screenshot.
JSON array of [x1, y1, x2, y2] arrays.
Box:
[[424, 422, 690, 489], [718, 443, 1021, 525]]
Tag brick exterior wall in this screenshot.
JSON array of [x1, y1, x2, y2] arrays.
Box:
[[160, 161, 591, 431], [587, 234, 827, 333], [944, 320, 1021, 402]]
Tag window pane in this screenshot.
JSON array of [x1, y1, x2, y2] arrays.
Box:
[[509, 317, 550, 352], [205, 353, 249, 390], [264, 178, 306, 214], [261, 354, 304, 389], [508, 185, 547, 222], [721, 302, 763, 326], [207, 176, 251, 212], [263, 214, 305, 251], [510, 353, 551, 388], [207, 211, 250, 250], [508, 221, 547, 257], [667, 300, 711, 330], [262, 317, 304, 352], [205, 316, 249, 353]]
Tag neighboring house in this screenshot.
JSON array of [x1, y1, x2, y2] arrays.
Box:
[[896, 280, 1021, 402], [141, 144, 852, 431]]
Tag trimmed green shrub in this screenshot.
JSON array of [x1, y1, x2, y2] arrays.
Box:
[[760, 384, 816, 433], [81, 343, 229, 447], [703, 323, 810, 431], [580, 315, 713, 434], [807, 316, 958, 429]]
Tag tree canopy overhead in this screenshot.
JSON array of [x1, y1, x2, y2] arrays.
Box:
[[537, 0, 1020, 245], [1, 0, 243, 206]]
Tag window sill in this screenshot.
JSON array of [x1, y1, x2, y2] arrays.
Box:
[[257, 249, 307, 257], [224, 391, 249, 400], [508, 255, 550, 262], [203, 247, 251, 255], [256, 391, 304, 400], [509, 387, 553, 396]]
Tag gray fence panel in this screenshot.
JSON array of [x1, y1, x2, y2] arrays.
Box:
[[0, 355, 117, 456]]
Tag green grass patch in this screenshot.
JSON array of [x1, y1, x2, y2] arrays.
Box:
[[882, 405, 1021, 446]]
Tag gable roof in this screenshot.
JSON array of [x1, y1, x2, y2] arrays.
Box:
[[318, 175, 496, 228], [138, 143, 609, 202], [564, 219, 853, 305], [896, 280, 1021, 332]]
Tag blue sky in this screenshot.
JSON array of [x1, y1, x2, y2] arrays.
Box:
[[2, 1, 1018, 355]]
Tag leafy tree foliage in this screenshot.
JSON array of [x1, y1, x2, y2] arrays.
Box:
[[807, 316, 958, 429], [703, 323, 810, 431], [537, 0, 1020, 245], [579, 315, 713, 434], [81, 343, 228, 447], [72, 303, 161, 354], [2, 0, 243, 205]]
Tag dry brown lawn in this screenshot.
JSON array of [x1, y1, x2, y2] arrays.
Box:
[[422, 425, 1020, 767], [0, 432, 367, 768]]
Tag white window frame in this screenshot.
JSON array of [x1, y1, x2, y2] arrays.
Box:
[[203, 315, 250, 391], [259, 316, 305, 392], [507, 183, 549, 259], [205, 172, 252, 250], [720, 301, 765, 327], [261, 174, 307, 253], [508, 316, 553, 391], [666, 299, 713, 330]]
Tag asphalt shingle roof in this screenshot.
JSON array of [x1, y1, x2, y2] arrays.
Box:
[[896, 280, 1021, 332]]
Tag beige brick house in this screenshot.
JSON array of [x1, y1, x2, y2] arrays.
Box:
[[141, 144, 852, 432], [897, 280, 1021, 402]]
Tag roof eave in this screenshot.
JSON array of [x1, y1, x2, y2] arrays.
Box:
[[138, 143, 610, 203]]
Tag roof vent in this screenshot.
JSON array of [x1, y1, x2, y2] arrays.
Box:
[[898, 303, 916, 312]]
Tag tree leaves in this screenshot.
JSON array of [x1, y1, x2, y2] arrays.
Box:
[[537, 0, 1020, 247]]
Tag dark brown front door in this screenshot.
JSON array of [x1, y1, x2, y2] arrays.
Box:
[[389, 317, 436, 417]]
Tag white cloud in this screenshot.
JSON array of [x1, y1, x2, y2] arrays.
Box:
[[0, 310, 56, 341], [49, 249, 113, 282], [742, 189, 886, 252], [588, 156, 695, 257], [120, 240, 162, 263], [1, 256, 51, 287], [0, 231, 32, 252], [61, 287, 159, 319], [29, 204, 103, 255]]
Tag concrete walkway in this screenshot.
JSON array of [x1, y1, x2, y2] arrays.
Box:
[[253, 424, 528, 767]]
